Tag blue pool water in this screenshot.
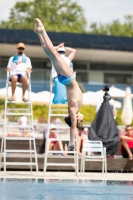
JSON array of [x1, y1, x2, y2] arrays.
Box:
[[0, 179, 133, 200]]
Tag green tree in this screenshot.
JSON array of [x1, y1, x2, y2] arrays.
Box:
[[0, 0, 87, 33], [89, 15, 133, 37]]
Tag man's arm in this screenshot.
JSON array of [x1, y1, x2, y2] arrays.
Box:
[[25, 68, 31, 73], [54, 42, 76, 61], [54, 42, 64, 50], [6, 68, 12, 72], [120, 134, 133, 141], [65, 47, 76, 61], [25, 58, 32, 73]]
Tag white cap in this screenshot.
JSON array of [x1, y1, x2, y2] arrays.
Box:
[[50, 124, 56, 130], [83, 128, 88, 131], [57, 47, 66, 52]]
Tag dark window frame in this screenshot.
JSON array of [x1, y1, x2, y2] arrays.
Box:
[[104, 73, 133, 85]]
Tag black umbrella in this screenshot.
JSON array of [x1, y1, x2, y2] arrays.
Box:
[[89, 88, 119, 156]]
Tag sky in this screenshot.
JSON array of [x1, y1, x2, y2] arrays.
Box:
[[0, 0, 133, 28]]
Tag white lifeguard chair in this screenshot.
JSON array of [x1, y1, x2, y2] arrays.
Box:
[[0, 72, 38, 174], [44, 73, 79, 176]]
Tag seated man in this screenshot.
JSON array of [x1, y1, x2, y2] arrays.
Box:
[[34, 18, 84, 151], [7, 42, 32, 102], [120, 125, 133, 160]]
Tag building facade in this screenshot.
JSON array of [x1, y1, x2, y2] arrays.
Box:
[[0, 29, 133, 92]]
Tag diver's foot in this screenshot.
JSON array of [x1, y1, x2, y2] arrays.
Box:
[[68, 145, 74, 151], [68, 145, 75, 155], [34, 18, 45, 34]]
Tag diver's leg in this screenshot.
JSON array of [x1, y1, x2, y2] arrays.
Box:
[[34, 18, 72, 76]]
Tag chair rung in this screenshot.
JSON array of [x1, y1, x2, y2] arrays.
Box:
[[4, 162, 36, 165], [5, 113, 32, 116], [5, 125, 33, 128], [50, 114, 68, 117], [48, 150, 77, 154], [52, 109, 67, 111], [7, 108, 30, 111], [46, 163, 77, 166], [47, 138, 71, 141], [50, 130, 69, 133], [7, 101, 31, 104], [5, 137, 34, 140], [5, 150, 35, 153], [83, 159, 105, 162], [83, 156, 104, 159]]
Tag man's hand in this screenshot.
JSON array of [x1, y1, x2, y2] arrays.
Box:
[[6, 68, 12, 72], [59, 42, 64, 47], [34, 18, 45, 34], [54, 42, 65, 50], [65, 47, 76, 61], [120, 134, 133, 141], [25, 68, 31, 73]]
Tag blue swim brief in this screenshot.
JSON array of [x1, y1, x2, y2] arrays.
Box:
[[9, 74, 23, 82], [57, 73, 75, 85]]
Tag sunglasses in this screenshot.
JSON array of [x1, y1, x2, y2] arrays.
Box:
[[126, 129, 132, 131], [58, 51, 65, 54], [18, 48, 24, 50]]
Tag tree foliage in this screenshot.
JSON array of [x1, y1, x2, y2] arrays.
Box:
[[89, 15, 133, 37], [0, 99, 128, 125], [0, 0, 87, 33]]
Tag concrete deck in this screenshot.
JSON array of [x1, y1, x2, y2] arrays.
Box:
[[1, 153, 133, 172], [1, 138, 133, 172], [0, 171, 133, 181]]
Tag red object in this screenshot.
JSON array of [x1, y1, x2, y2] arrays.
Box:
[[120, 134, 133, 153], [107, 155, 114, 158], [49, 133, 57, 144]]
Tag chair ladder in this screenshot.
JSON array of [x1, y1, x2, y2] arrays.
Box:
[[43, 75, 79, 176], [0, 73, 38, 174]]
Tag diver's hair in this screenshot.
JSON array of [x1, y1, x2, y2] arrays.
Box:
[[64, 116, 71, 127], [64, 116, 83, 129]]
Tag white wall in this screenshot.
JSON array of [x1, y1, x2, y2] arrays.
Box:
[[89, 71, 104, 84]]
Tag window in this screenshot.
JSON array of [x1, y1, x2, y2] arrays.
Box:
[[31, 60, 52, 69], [31, 69, 50, 82], [90, 63, 104, 70], [0, 69, 6, 80], [73, 62, 88, 70], [90, 62, 133, 71], [31, 61, 44, 68], [0, 57, 9, 68], [104, 73, 132, 85], [76, 72, 88, 82]]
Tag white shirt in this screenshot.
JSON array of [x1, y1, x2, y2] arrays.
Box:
[[19, 116, 28, 127], [7, 55, 32, 76], [51, 56, 71, 78]]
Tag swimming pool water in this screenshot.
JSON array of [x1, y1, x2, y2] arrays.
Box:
[[0, 179, 133, 200]]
